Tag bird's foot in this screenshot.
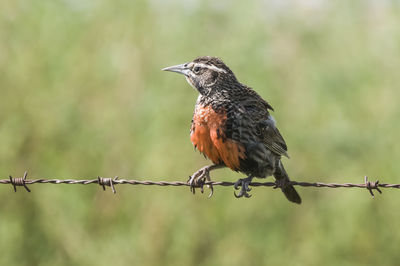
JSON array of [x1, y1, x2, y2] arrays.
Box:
[[187, 166, 214, 197], [234, 175, 254, 198]]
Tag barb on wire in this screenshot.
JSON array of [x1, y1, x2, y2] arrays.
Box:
[[9, 171, 31, 192], [364, 176, 382, 198], [1, 171, 399, 198], [98, 176, 119, 194]]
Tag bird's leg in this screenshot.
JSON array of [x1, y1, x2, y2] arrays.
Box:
[[234, 175, 254, 198], [188, 164, 225, 197]]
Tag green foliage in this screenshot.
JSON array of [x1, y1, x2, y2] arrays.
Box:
[[1, 0, 400, 265]]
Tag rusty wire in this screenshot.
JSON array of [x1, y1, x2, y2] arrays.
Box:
[[1, 171, 399, 198]]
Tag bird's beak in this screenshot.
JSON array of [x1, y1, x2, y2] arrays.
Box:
[[162, 63, 190, 76]]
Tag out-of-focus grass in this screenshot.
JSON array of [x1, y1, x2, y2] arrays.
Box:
[[1, 1, 400, 265]]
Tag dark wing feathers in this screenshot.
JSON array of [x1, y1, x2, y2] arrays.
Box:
[[262, 125, 289, 158], [231, 85, 289, 158]]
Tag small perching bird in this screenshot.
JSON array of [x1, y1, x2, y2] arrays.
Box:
[[163, 56, 301, 204]]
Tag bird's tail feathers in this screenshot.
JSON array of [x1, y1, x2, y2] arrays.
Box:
[[274, 161, 302, 204]]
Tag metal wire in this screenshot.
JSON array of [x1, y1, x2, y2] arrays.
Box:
[[1, 171, 399, 198]]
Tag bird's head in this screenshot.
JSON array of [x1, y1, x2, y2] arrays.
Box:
[[162, 56, 237, 96]]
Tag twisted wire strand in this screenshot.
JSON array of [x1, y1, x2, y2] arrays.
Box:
[[1, 172, 399, 198], [1, 179, 399, 188]]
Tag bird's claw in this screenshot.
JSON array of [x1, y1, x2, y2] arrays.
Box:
[[234, 177, 253, 198], [188, 166, 214, 198]]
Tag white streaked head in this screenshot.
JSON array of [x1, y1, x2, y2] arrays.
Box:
[[162, 56, 236, 95]]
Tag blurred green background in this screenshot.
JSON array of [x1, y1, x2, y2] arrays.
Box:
[[1, 0, 400, 265]]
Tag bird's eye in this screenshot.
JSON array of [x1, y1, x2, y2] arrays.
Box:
[[193, 66, 201, 73]]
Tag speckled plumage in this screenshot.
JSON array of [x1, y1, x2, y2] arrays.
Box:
[[163, 56, 301, 203]]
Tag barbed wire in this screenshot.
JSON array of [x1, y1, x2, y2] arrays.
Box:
[[1, 171, 400, 199]]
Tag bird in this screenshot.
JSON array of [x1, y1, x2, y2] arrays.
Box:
[[162, 56, 301, 204]]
